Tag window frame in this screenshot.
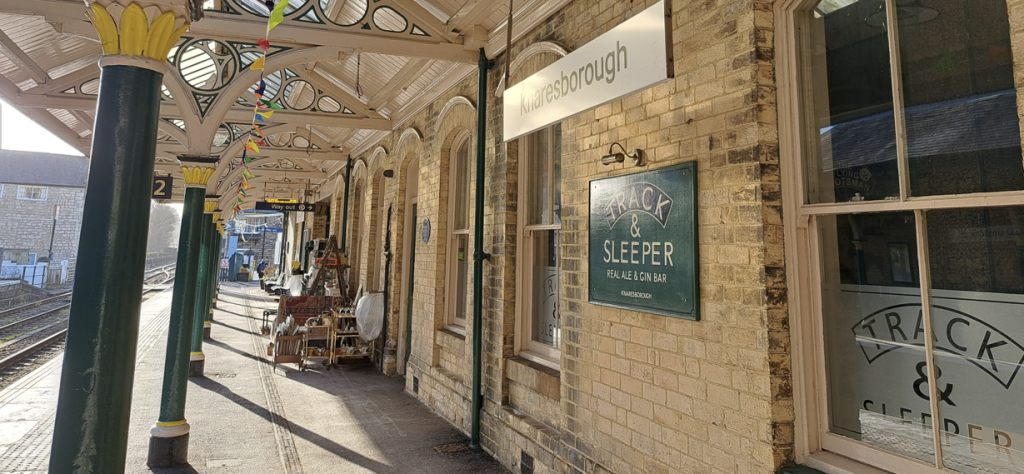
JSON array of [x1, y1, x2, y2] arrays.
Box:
[[444, 130, 473, 331], [348, 178, 365, 295], [372, 174, 387, 291], [16, 186, 48, 201], [776, 0, 1024, 471], [515, 124, 562, 369]]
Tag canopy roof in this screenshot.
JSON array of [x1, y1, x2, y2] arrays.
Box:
[[0, 0, 566, 207]]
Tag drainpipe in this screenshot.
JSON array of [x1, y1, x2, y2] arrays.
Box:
[[280, 212, 288, 272], [340, 156, 353, 253], [299, 220, 306, 272], [340, 157, 353, 293], [470, 48, 491, 449]]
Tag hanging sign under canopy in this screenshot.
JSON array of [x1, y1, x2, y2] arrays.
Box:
[[502, 1, 673, 141], [255, 201, 315, 212]]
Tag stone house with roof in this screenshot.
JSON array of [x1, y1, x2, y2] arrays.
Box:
[[0, 150, 87, 286]]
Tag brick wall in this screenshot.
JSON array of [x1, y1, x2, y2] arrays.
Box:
[[319, 0, 794, 472], [0, 184, 85, 284]]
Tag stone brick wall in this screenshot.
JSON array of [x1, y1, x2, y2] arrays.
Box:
[[0, 183, 85, 284], [315, 0, 794, 472]]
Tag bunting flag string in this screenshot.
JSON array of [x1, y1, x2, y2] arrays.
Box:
[[230, 0, 287, 220]]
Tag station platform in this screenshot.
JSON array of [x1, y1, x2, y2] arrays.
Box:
[[0, 282, 509, 473]]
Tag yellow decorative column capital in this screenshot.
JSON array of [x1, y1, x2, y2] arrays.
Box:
[[86, 0, 195, 69], [178, 156, 218, 188]]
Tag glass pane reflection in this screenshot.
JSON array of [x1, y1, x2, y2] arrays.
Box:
[[927, 207, 1024, 473], [531, 230, 560, 347], [807, 0, 900, 204], [453, 140, 470, 231], [898, 0, 1023, 196], [820, 212, 936, 465], [527, 128, 551, 225]]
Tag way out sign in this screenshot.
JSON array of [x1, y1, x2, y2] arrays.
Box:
[[589, 163, 698, 320]]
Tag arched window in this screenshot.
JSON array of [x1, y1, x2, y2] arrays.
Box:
[[445, 133, 472, 329]]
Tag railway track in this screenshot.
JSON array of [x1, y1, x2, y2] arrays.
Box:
[[0, 264, 176, 390], [0, 292, 72, 325]]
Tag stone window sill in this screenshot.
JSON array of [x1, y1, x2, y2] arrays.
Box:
[[506, 356, 560, 401], [441, 325, 466, 338], [804, 452, 896, 474]]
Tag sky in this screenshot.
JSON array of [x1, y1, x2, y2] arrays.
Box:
[[1, 98, 185, 214], [1, 98, 84, 156]]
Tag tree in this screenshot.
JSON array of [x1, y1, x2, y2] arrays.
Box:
[[148, 202, 180, 255]]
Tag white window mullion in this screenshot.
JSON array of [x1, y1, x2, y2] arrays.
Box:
[[548, 134, 555, 221], [796, 190, 1024, 217], [883, 0, 911, 201], [912, 209, 944, 470]]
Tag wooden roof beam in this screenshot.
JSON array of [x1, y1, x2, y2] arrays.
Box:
[[23, 66, 97, 95], [301, 66, 383, 119], [0, 0, 477, 62], [0, 27, 50, 84], [199, 12, 476, 63], [365, 57, 432, 112], [14, 93, 393, 130], [0, 70, 85, 153], [387, 0, 453, 39], [155, 143, 347, 161], [445, 0, 494, 36]]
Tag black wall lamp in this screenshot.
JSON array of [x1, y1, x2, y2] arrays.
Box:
[[601, 142, 645, 167]]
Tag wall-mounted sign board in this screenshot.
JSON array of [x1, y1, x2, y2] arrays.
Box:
[[152, 176, 172, 200], [503, 1, 672, 141], [589, 163, 698, 320], [255, 201, 314, 212]]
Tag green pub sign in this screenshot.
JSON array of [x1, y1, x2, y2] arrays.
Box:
[[589, 163, 699, 320]]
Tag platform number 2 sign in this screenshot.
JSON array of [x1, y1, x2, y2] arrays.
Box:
[[152, 176, 173, 200]]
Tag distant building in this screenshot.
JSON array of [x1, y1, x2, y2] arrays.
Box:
[[0, 150, 88, 287]]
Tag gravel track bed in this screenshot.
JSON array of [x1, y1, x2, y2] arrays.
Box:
[[0, 289, 163, 392], [0, 318, 68, 360], [0, 339, 65, 392], [0, 308, 69, 343], [0, 299, 72, 327]]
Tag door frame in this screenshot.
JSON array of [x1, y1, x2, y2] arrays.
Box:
[[397, 157, 420, 375]]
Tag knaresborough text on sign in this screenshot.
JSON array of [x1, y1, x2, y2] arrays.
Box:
[[589, 163, 699, 320], [502, 0, 672, 141]]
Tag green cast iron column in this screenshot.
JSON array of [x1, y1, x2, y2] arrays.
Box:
[[188, 212, 213, 376], [209, 218, 222, 312], [147, 159, 218, 467], [470, 48, 491, 448], [200, 208, 215, 338], [211, 216, 223, 310], [48, 60, 165, 474], [206, 218, 216, 326]]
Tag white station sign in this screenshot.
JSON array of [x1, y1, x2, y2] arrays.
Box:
[[503, 1, 672, 141]]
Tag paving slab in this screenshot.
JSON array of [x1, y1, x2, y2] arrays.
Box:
[[0, 282, 511, 474]]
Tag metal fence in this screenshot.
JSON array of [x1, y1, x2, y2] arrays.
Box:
[[0, 263, 47, 287]]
